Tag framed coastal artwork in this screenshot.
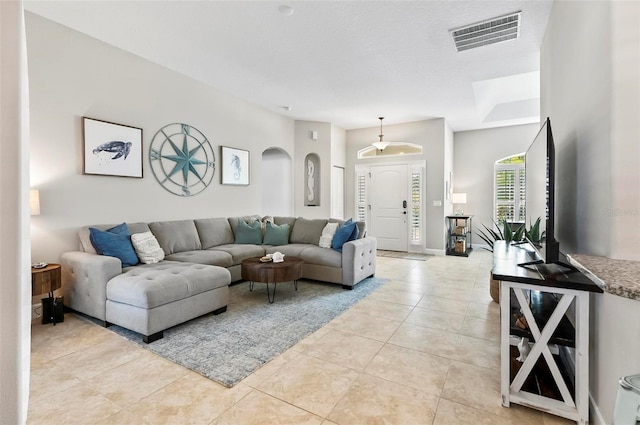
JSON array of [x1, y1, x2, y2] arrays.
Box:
[[83, 117, 143, 178], [221, 146, 250, 185]]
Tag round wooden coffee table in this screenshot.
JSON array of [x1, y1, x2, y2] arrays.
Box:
[[241, 256, 304, 303]]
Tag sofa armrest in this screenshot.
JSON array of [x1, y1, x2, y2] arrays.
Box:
[[341, 237, 377, 288], [61, 251, 122, 321]]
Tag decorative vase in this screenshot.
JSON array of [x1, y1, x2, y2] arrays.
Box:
[[489, 273, 500, 304]]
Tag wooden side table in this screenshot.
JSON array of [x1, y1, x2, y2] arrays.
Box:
[[31, 263, 63, 325], [241, 257, 304, 303]]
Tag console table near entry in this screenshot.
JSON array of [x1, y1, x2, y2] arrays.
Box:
[[491, 241, 603, 424], [445, 215, 473, 257]]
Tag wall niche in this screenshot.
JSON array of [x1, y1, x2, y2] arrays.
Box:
[[304, 153, 320, 206]]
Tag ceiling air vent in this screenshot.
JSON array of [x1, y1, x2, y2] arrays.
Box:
[[450, 11, 521, 52]]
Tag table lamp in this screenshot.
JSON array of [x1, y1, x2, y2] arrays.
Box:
[[30, 189, 40, 215], [452, 193, 467, 215]]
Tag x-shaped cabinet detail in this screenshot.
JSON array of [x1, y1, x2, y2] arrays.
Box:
[[500, 281, 590, 424]]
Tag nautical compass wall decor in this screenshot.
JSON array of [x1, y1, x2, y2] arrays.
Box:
[[149, 123, 215, 196]]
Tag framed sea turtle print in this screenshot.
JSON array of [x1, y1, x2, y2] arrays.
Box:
[[83, 117, 143, 178], [221, 146, 249, 185]]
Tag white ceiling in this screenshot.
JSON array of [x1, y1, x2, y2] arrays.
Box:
[[24, 0, 553, 131]]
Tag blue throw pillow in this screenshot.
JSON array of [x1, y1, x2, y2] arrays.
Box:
[[90, 223, 130, 255], [235, 220, 262, 244], [263, 221, 290, 246], [331, 219, 359, 252], [89, 223, 139, 267]]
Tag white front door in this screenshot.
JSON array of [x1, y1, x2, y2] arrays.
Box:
[[370, 164, 408, 251]]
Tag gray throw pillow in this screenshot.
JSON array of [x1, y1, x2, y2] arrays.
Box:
[[263, 222, 290, 246], [235, 220, 262, 244]]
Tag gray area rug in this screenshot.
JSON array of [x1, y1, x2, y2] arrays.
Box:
[[106, 277, 387, 387]]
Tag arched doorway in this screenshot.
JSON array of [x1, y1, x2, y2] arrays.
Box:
[[261, 148, 292, 216]]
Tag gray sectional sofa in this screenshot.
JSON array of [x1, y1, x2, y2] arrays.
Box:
[[61, 215, 377, 342]]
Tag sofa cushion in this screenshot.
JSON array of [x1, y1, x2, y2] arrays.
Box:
[[264, 244, 309, 258], [331, 219, 359, 252], [131, 231, 165, 264], [273, 216, 297, 229], [301, 245, 342, 268], [107, 262, 230, 309], [195, 218, 234, 249], [165, 250, 233, 267], [89, 224, 139, 267], [235, 220, 262, 244], [80, 222, 150, 254], [289, 218, 328, 245], [263, 221, 290, 246], [211, 244, 265, 265], [149, 220, 201, 255]]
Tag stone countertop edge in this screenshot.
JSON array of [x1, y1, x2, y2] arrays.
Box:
[[567, 254, 640, 301]]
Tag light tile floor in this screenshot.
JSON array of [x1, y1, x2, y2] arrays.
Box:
[[28, 250, 575, 424]]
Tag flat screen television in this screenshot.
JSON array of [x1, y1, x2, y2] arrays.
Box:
[[519, 117, 575, 272], [524, 117, 558, 264]]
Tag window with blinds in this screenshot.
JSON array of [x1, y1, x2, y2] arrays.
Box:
[[495, 155, 525, 223], [410, 168, 423, 244], [355, 171, 368, 223]]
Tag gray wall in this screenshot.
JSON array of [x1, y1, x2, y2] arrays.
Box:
[[27, 13, 295, 263], [609, 1, 640, 261], [346, 118, 446, 253], [541, 1, 640, 423], [541, 1, 612, 258], [453, 124, 539, 243]]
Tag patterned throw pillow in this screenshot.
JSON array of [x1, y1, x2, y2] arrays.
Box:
[[131, 231, 165, 264], [319, 222, 339, 248]]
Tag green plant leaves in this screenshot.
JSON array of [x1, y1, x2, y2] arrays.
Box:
[[476, 219, 524, 251]]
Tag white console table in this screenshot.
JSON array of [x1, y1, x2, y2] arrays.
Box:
[[492, 241, 603, 424]]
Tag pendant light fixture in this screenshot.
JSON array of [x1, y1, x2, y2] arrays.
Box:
[[371, 117, 390, 151]]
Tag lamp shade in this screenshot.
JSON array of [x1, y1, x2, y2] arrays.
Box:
[[452, 193, 467, 204], [30, 189, 40, 216], [372, 141, 390, 151]]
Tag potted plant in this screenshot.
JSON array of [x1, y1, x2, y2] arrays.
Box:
[[480, 218, 543, 304], [477, 220, 524, 303], [476, 219, 524, 252], [525, 217, 545, 245]]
